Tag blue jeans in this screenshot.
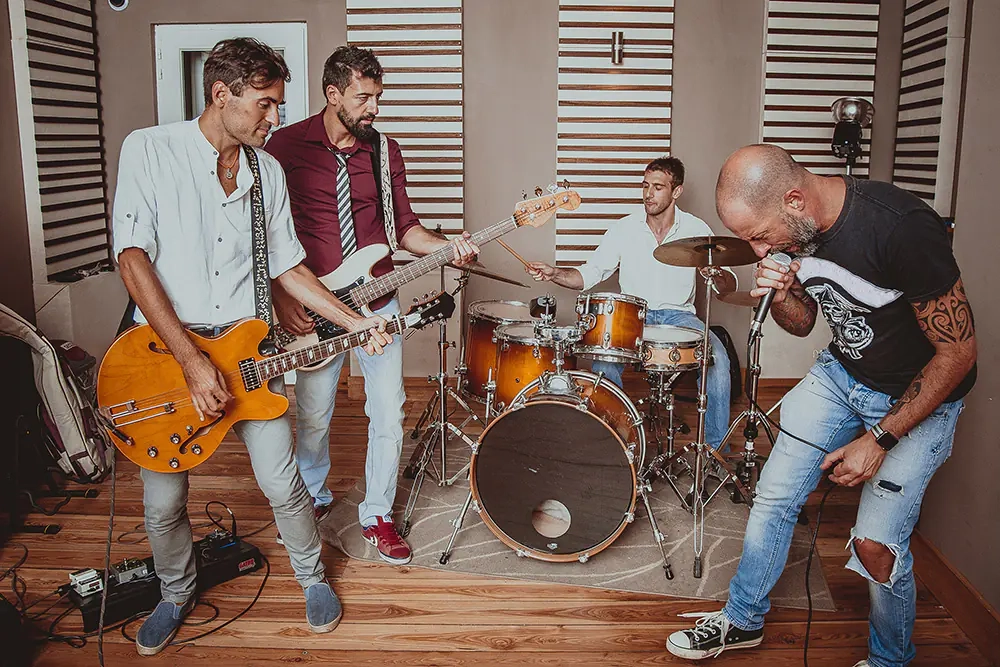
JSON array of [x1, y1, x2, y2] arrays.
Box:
[[294, 298, 406, 526], [592, 308, 731, 449], [723, 349, 962, 667]]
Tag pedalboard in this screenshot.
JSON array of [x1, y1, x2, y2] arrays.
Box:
[[69, 531, 263, 632]]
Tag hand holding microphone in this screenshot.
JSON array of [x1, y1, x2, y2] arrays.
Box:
[[749, 252, 799, 337]]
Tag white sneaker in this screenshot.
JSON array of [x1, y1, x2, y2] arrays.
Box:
[[852, 661, 871, 667]]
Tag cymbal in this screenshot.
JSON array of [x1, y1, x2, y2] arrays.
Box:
[[717, 291, 760, 308], [447, 262, 529, 288], [653, 235, 758, 268]]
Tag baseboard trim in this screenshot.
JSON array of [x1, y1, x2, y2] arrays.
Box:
[[912, 530, 1000, 666]]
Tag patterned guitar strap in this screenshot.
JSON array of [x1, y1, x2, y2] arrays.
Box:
[[377, 131, 397, 252], [242, 145, 275, 344]]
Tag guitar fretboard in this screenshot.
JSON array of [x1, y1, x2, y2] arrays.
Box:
[[347, 216, 520, 307], [256, 315, 406, 381]]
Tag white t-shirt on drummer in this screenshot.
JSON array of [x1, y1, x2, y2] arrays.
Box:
[[575, 206, 736, 314]]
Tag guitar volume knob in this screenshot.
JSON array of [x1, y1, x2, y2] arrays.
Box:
[[169, 458, 180, 469], [170, 433, 181, 444], [147, 447, 158, 458], [191, 444, 202, 456]]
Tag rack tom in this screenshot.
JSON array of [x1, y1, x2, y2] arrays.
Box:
[[574, 293, 647, 363], [493, 323, 576, 408], [462, 301, 535, 403], [640, 324, 711, 372]]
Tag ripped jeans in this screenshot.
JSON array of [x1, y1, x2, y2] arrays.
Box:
[[722, 349, 962, 667]]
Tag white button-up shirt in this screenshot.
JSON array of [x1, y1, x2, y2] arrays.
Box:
[[112, 120, 306, 327], [576, 206, 735, 313]]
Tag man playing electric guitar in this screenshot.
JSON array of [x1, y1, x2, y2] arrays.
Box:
[[112, 39, 390, 655], [265, 46, 478, 564]]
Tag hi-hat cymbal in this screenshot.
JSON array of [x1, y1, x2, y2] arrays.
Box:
[[718, 291, 760, 308], [653, 235, 758, 268], [447, 262, 529, 288]]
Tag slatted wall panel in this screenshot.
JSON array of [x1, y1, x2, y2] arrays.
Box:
[[23, 0, 111, 281], [346, 0, 463, 260], [763, 0, 879, 176], [555, 0, 673, 268], [892, 0, 949, 205]]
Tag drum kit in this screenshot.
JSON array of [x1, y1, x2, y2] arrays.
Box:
[[403, 235, 775, 579]]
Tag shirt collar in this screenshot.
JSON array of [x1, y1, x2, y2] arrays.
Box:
[[305, 107, 374, 156], [640, 206, 687, 244], [190, 119, 253, 200]]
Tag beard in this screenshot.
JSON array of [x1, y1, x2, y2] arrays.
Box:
[[338, 107, 378, 142], [779, 210, 821, 257]]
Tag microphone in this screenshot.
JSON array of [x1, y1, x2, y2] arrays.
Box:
[[749, 252, 793, 339]]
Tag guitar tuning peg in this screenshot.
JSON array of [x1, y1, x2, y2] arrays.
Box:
[[546, 183, 558, 194], [413, 297, 419, 303], [561, 179, 571, 190], [534, 186, 543, 197], [521, 190, 528, 200]]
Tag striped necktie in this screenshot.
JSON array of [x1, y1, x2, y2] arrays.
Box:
[[334, 151, 357, 259]]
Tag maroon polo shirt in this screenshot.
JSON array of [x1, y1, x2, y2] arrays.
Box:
[[265, 108, 421, 310]]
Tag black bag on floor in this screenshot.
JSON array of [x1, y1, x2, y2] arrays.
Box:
[[710, 324, 743, 403]]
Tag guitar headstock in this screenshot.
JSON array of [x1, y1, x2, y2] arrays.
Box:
[[512, 183, 582, 229], [404, 291, 456, 329]]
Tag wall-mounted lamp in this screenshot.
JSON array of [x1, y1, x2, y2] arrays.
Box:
[[611, 31, 624, 65], [830, 97, 874, 174]]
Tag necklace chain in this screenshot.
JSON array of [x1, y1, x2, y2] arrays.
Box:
[[218, 150, 239, 180]]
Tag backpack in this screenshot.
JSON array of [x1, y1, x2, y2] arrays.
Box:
[[0, 302, 110, 483]]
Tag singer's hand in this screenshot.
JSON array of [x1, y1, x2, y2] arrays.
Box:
[[751, 257, 801, 305]]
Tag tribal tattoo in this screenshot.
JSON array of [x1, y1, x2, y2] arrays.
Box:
[[912, 279, 975, 344], [887, 370, 924, 418]]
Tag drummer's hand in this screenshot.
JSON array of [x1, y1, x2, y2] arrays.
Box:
[[526, 261, 556, 282], [751, 257, 801, 305], [450, 231, 479, 267]]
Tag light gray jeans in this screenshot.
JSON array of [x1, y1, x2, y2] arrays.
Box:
[[294, 298, 406, 526], [141, 377, 325, 603]]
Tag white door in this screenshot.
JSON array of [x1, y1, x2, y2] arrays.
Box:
[[153, 23, 309, 127]]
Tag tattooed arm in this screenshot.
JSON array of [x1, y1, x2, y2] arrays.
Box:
[[822, 278, 976, 486], [771, 278, 818, 337], [879, 277, 977, 438], [751, 257, 817, 337]]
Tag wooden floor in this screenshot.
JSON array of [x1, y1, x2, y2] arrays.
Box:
[[7, 372, 992, 666]]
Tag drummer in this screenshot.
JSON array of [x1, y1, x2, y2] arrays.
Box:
[[526, 156, 736, 451]]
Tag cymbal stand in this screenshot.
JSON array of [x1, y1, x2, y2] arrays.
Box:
[[716, 325, 776, 504], [400, 266, 482, 538]]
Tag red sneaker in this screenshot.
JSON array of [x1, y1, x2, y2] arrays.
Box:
[[361, 516, 412, 565]]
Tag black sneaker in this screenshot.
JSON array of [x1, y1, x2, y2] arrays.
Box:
[[666, 611, 763, 659]]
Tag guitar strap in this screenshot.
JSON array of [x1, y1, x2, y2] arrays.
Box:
[[243, 144, 273, 327], [370, 130, 398, 253]]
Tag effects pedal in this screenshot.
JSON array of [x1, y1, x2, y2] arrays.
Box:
[[70, 534, 264, 632], [110, 557, 149, 585], [68, 568, 104, 597]]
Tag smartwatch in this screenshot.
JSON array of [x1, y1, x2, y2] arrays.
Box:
[[870, 423, 899, 452]]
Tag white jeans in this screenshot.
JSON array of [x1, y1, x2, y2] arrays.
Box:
[[294, 298, 406, 526]]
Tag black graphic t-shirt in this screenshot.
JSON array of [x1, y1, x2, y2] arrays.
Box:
[[798, 176, 976, 401]]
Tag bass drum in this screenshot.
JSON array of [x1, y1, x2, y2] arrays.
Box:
[[470, 370, 644, 562]]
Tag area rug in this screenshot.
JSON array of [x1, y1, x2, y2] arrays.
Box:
[[318, 435, 835, 611]]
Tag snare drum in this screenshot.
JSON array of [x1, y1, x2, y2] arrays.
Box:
[[493, 323, 576, 408], [462, 301, 535, 402], [470, 370, 644, 563], [640, 324, 711, 372], [574, 293, 647, 363]]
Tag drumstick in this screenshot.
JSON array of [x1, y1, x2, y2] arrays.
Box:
[[497, 239, 532, 269]]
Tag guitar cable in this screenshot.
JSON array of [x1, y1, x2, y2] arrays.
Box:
[[747, 394, 839, 667]]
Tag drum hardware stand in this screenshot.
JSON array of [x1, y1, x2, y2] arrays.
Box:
[[647, 264, 752, 578], [717, 325, 776, 504], [637, 371, 694, 507], [400, 266, 482, 538]]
